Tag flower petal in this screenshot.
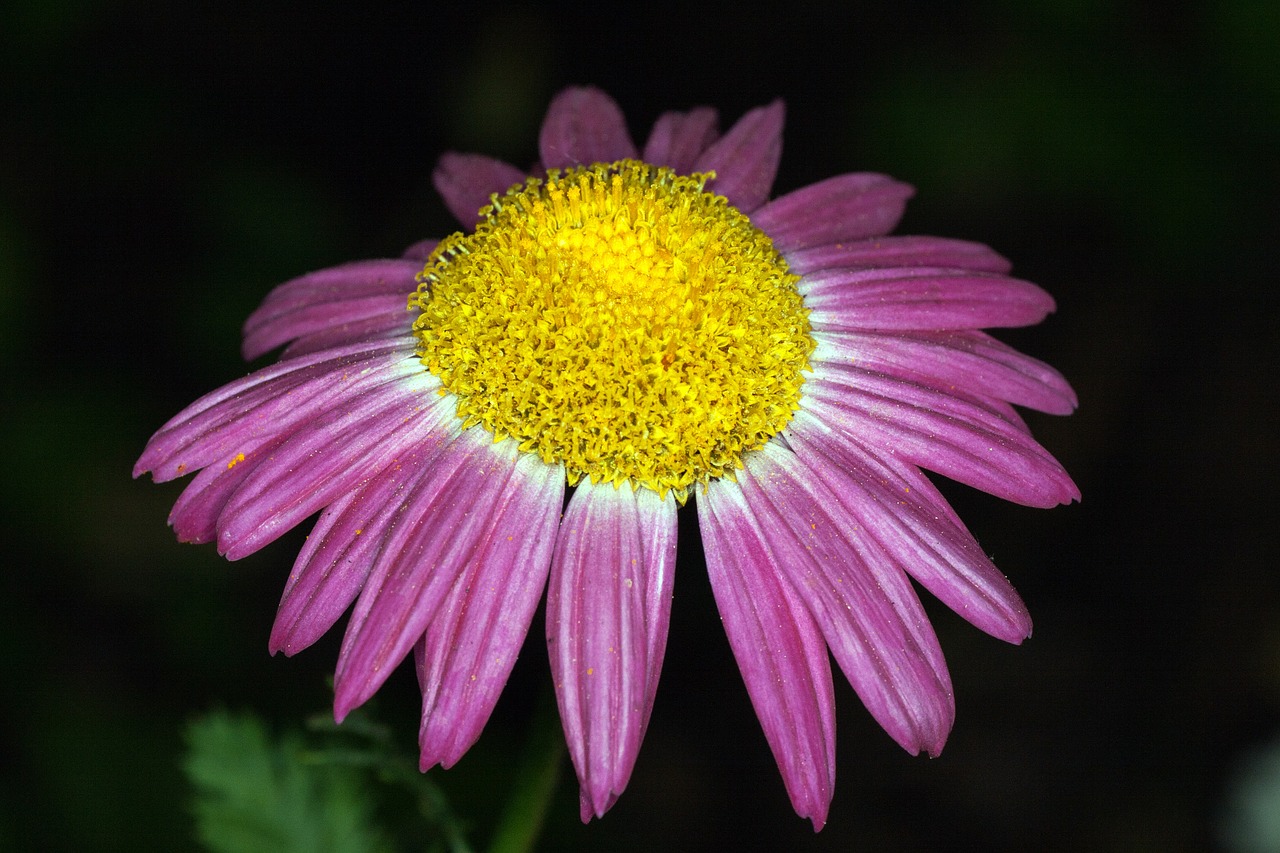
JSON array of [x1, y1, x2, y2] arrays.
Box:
[[752, 173, 914, 252], [786, 236, 1013, 276], [269, 421, 460, 656], [697, 482, 836, 830], [433, 153, 528, 228], [787, 412, 1032, 643], [401, 238, 440, 262], [333, 433, 563, 721], [717, 442, 955, 756], [695, 100, 784, 213], [539, 86, 638, 169], [215, 368, 449, 559], [412, 446, 565, 769], [134, 340, 415, 483], [546, 478, 677, 822], [801, 267, 1057, 331], [277, 312, 415, 361], [812, 329, 1078, 415], [641, 107, 719, 175], [242, 259, 421, 360], [803, 364, 1079, 507], [168, 433, 288, 544]]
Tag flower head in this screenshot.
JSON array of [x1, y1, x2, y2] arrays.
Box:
[[136, 86, 1078, 829]]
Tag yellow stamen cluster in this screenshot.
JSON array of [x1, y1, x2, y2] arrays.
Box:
[[410, 159, 812, 501]]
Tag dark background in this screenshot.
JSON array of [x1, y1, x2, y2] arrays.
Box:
[[2, 0, 1277, 849]]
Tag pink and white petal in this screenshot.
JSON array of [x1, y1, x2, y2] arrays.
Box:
[[401, 238, 440, 262], [641, 107, 719, 175], [279, 312, 416, 361], [718, 442, 955, 757], [134, 340, 415, 483], [168, 432, 288, 544], [333, 432, 563, 721], [786, 412, 1032, 643], [215, 367, 449, 559], [803, 365, 1079, 507], [413, 446, 565, 769], [546, 478, 677, 822], [786, 236, 1013, 276], [697, 483, 836, 830], [433, 153, 528, 228], [811, 329, 1078, 415], [243, 294, 408, 361], [694, 100, 785, 213], [753, 174, 915, 253], [539, 86, 638, 169], [242, 259, 421, 360], [269, 419, 460, 656], [801, 267, 1057, 332]]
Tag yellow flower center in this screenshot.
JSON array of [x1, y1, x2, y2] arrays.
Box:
[[410, 159, 812, 501]]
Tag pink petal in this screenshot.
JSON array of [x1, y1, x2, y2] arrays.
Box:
[[413, 447, 565, 769], [539, 86, 638, 169], [433, 153, 528, 228], [786, 412, 1032, 643], [168, 433, 288, 544], [715, 441, 955, 757], [803, 364, 1080, 507], [752, 173, 915, 252], [401, 238, 440, 262], [801, 267, 1057, 331], [812, 329, 1078, 415], [269, 422, 460, 656], [278, 313, 415, 361], [641, 107, 719, 174], [134, 340, 416, 483], [696, 482, 836, 830], [694, 100, 785, 213], [786, 236, 1013, 276], [333, 433, 563, 721], [244, 294, 409, 362], [546, 478, 677, 822], [242, 259, 421, 360], [215, 369, 450, 559]]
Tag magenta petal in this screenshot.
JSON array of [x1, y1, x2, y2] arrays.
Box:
[[401, 238, 440, 262], [802, 267, 1057, 331], [546, 478, 677, 822], [168, 433, 287, 544], [269, 423, 458, 656], [753, 173, 915, 252], [697, 484, 836, 830], [413, 448, 565, 769], [433, 153, 528, 228], [786, 413, 1033, 643], [278, 313, 415, 361], [333, 433, 563, 721], [803, 364, 1079, 507], [641, 107, 719, 175], [215, 369, 448, 559], [539, 86, 638, 169], [716, 442, 955, 756], [134, 341, 414, 483], [694, 100, 785, 213], [812, 329, 1078, 415], [242, 259, 421, 360], [786, 236, 1013, 276]]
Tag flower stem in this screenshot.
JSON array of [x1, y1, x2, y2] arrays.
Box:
[[485, 688, 565, 853]]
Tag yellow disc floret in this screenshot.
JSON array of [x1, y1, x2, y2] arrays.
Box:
[[410, 159, 812, 501]]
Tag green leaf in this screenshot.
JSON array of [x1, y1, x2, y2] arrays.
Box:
[[184, 710, 393, 853]]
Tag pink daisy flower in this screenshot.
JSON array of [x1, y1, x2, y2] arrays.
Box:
[[135, 86, 1078, 829]]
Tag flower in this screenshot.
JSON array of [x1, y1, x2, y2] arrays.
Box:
[[135, 86, 1078, 829]]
